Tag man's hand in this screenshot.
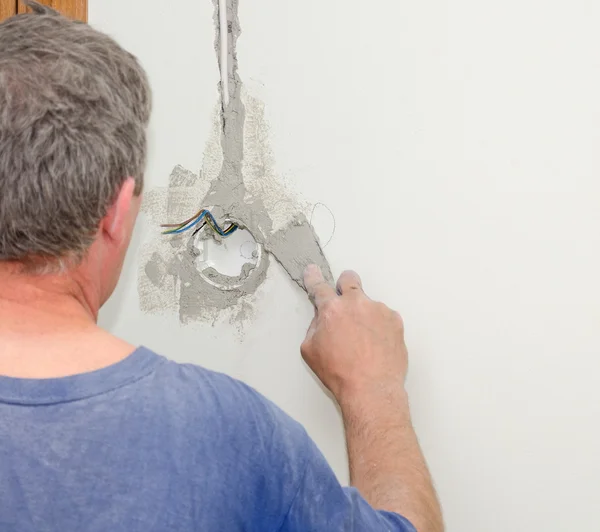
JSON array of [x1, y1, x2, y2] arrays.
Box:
[[301, 265, 444, 532], [301, 265, 408, 404]]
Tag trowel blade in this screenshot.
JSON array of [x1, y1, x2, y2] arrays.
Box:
[[264, 215, 334, 291]]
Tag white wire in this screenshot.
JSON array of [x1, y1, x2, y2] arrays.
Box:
[[219, 0, 229, 108]]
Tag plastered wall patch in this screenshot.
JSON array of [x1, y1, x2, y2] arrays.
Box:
[[138, 0, 333, 327]]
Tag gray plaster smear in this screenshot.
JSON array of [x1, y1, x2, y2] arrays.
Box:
[[137, 0, 332, 325]]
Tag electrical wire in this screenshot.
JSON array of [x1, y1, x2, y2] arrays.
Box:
[[192, 221, 207, 237], [161, 209, 238, 238]]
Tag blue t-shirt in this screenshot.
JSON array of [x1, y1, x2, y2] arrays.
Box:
[[0, 347, 416, 531]]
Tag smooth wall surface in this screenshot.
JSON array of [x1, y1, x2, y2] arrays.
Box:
[[94, 1, 600, 530]]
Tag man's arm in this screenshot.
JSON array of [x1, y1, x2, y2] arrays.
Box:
[[301, 266, 444, 532], [342, 387, 442, 532]]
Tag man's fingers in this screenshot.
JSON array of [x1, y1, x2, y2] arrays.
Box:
[[304, 265, 337, 308], [336, 270, 364, 297]]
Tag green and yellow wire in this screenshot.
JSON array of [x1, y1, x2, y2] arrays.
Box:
[[161, 209, 238, 237]]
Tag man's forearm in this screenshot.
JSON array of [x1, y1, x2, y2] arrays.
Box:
[[340, 387, 444, 532], [301, 266, 443, 530]]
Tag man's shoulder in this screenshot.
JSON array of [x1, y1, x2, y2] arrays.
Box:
[[149, 351, 272, 416], [128, 349, 315, 528], [139, 348, 307, 450]]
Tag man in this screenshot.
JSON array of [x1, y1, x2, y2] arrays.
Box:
[[0, 3, 443, 531]]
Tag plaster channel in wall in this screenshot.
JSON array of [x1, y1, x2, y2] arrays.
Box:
[[138, 0, 333, 327]]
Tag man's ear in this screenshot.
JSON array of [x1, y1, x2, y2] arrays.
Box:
[[101, 177, 137, 243]]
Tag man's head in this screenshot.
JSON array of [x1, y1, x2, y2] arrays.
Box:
[[0, 2, 151, 304]]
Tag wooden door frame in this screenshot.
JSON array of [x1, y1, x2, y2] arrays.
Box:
[[0, 0, 17, 22], [18, 0, 87, 22]]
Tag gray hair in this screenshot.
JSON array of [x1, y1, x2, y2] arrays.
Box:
[[0, 1, 152, 268]]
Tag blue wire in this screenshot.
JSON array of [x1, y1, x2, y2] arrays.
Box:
[[170, 210, 208, 234], [204, 211, 237, 237], [168, 210, 238, 237]]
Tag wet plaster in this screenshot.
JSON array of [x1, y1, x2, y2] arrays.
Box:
[[138, 0, 332, 325]]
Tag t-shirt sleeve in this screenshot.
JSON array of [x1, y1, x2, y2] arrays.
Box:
[[277, 428, 417, 532], [234, 381, 416, 532], [201, 370, 416, 531]]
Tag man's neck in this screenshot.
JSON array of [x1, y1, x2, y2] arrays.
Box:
[[0, 263, 134, 379], [0, 262, 99, 323]]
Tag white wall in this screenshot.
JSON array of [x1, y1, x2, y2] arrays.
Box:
[[93, 1, 600, 531]]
